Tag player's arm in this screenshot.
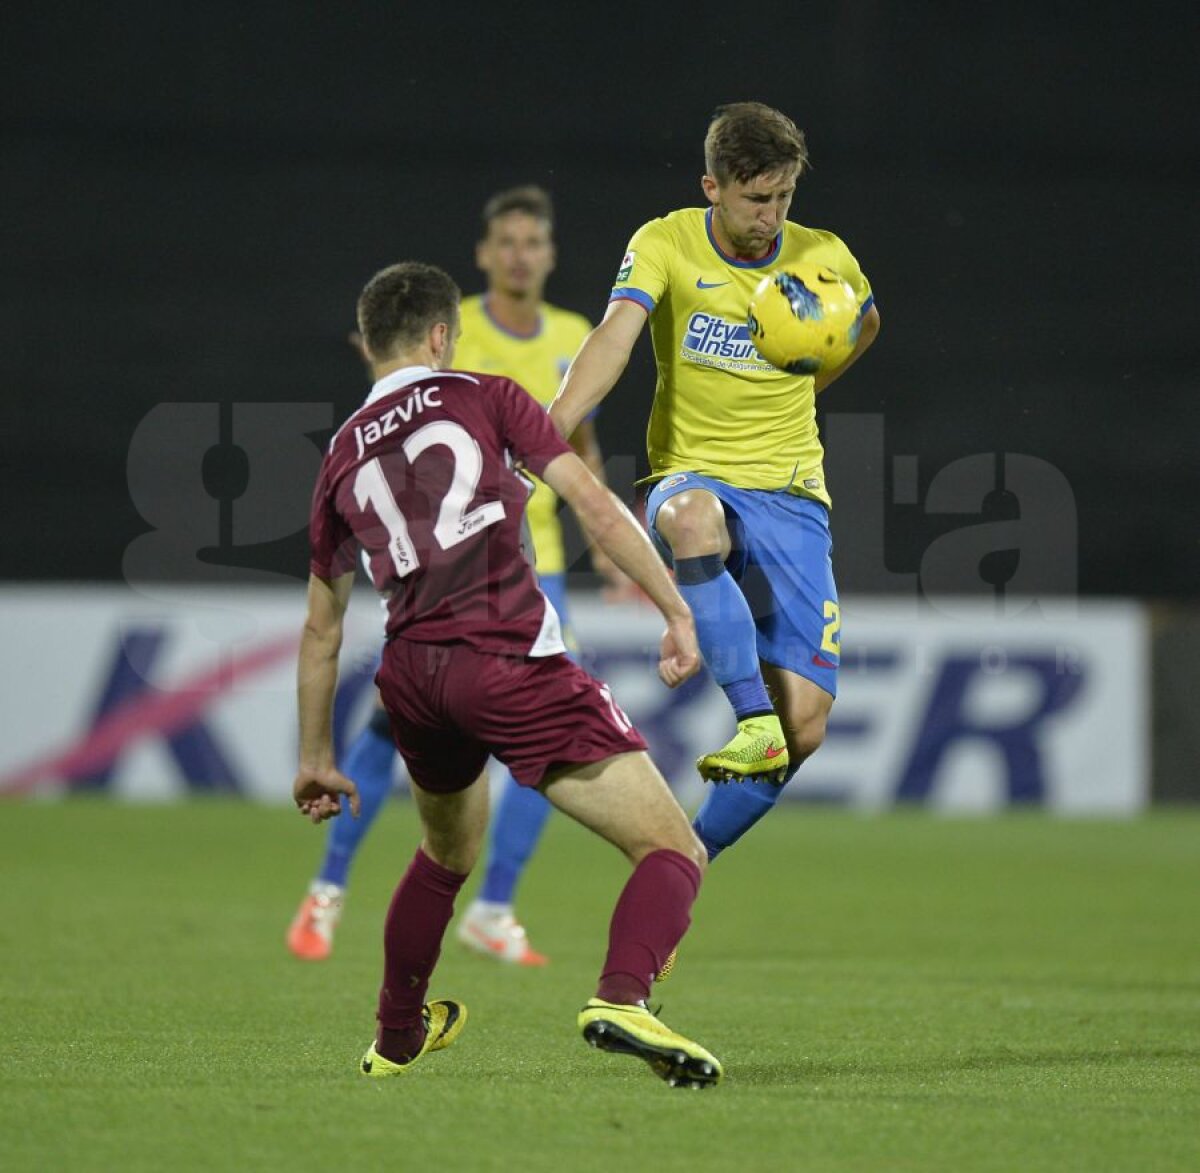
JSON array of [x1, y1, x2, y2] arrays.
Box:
[[814, 302, 881, 395], [541, 450, 699, 687], [568, 416, 605, 478], [294, 571, 361, 822], [549, 299, 647, 439]]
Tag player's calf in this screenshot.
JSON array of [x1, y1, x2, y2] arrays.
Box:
[[762, 664, 834, 774], [776, 706, 828, 769]]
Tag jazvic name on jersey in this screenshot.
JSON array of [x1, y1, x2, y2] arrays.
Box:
[[353, 385, 444, 459]]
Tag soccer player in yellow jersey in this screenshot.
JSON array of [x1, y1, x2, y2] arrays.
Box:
[[289, 187, 622, 963], [551, 103, 881, 859], [453, 188, 621, 593]]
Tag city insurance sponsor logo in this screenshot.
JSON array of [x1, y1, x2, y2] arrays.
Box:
[[681, 311, 770, 369]]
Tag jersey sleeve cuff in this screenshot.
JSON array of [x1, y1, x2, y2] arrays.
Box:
[[520, 436, 574, 479], [609, 288, 656, 314], [856, 293, 875, 319], [310, 555, 355, 580]]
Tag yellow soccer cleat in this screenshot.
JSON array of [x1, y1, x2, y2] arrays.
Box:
[[360, 998, 467, 1078], [696, 714, 789, 784], [578, 998, 722, 1089]]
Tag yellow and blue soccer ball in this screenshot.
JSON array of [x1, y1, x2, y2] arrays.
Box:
[[747, 264, 860, 375]]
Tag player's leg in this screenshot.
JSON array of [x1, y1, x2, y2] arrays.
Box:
[[287, 699, 397, 960], [691, 493, 839, 858], [542, 752, 721, 1087], [361, 639, 491, 1077], [467, 646, 721, 1085], [693, 667, 832, 859], [365, 767, 488, 1074], [456, 774, 551, 962], [648, 479, 788, 783], [456, 574, 570, 965], [541, 754, 706, 1000]]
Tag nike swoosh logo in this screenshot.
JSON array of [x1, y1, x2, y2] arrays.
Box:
[[764, 744, 786, 759], [812, 654, 838, 669], [695, 278, 731, 289]]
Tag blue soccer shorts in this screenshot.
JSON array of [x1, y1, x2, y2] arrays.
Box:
[[645, 472, 841, 697]]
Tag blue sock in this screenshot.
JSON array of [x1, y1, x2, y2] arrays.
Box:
[[479, 772, 552, 904], [317, 710, 396, 888], [693, 762, 800, 861], [693, 779, 786, 860], [675, 554, 771, 720]]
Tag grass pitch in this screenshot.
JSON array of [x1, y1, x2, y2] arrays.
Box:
[[2, 799, 1197, 1172]]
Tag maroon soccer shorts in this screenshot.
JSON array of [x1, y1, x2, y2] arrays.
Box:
[[375, 640, 648, 794]]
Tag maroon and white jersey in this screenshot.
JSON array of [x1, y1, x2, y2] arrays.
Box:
[[309, 365, 573, 656]]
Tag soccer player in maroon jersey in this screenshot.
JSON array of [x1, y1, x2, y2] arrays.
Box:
[[293, 261, 722, 1088]]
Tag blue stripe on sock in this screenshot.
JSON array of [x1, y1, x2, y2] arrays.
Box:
[[723, 676, 774, 721], [674, 553, 725, 585]]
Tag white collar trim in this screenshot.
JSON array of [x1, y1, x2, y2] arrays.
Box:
[[363, 365, 435, 408]]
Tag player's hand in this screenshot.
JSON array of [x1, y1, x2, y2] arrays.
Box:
[[658, 614, 700, 687], [293, 765, 361, 824]]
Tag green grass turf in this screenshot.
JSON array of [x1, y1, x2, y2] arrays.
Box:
[[2, 800, 1198, 1172]]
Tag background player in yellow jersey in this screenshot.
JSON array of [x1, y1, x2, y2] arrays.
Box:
[[288, 186, 624, 962], [452, 186, 629, 960], [551, 103, 881, 859]]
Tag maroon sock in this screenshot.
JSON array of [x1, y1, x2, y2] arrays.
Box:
[[376, 847, 467, 1061], [597, 849, 702, 1006]]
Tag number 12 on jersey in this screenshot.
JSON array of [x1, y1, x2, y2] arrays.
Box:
[[352, 420, 506, 584]]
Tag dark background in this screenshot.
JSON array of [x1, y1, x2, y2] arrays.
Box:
[[3, 4, 1197, 596]]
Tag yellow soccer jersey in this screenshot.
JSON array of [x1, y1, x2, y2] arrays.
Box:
[[611, 206, 873, 506], [454, 293, 591, 574]]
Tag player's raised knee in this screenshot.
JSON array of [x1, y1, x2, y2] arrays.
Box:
[[655, 491, 728, 556]]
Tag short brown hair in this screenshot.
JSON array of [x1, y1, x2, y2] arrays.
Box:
[[704, 102, 809, 185], [356, 262, 460, 360], [480, 185, 555, 236]]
